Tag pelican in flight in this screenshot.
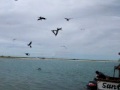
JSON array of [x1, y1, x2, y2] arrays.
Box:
[[51, 28, 62, 36], [38, 16, 46, 20], [28, 41, 32, 48], [65, 18, 72, 21]]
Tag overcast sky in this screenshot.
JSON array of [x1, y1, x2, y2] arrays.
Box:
[[0, 0, 120, 60]]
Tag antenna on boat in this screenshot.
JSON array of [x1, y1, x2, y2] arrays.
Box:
[[118, 52, 120, 77], [113, 66, 116, 77], [114, 64, 120, 78]]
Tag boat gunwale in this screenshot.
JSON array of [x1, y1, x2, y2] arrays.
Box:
[[96, 78, 120, 83]]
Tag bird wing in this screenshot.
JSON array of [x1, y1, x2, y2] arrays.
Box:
[[28, 41, 32, 46]]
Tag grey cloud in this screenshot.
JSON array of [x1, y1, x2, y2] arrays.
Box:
[[0, 0, 120, 60]]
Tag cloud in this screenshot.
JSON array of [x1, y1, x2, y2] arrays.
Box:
[[0, 0, 120, 60]]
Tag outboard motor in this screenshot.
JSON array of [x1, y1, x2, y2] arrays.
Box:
[[86, 81, 97, 90]]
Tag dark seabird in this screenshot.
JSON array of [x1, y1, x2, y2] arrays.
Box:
[[28, 41, 32, 48], [13, 38, 16, 41], [38, 16, 46, 20], [25, 53, 30, 56], [118, 52, 120, 55], [65, 18, 72, 21], [51, 28, 62, 36], [61, 46, 67, 49], [80, 28, 85, 30]]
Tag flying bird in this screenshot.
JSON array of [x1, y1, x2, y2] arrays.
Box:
[[61, 46, 67, 49], [25, 53, 30, 56], [51, 28, 62, 36], [118, 52, 120, 55], [28, 41, 32, 48], [65, 18, 72, 21], [38, 16, 46, 20], [13, 38, 16, 41], [80, 28, 85, 30]]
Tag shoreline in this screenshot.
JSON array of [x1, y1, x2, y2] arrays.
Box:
[[0, 56, 119, 62]]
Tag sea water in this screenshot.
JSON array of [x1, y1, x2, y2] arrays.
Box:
[[0, 58, 119, 90]]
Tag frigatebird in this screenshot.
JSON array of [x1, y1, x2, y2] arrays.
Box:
[[28, 41, 32, 48], [51, 28, 62, 36], [65, 18, 72, 21], [38, 16, 46, 20]]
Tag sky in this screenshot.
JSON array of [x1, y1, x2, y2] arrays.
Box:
[[0, 0, 120, 60]]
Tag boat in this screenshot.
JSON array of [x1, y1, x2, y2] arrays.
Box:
[[87, 64, 120, 90]]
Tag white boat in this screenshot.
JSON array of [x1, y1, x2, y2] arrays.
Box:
[[87, 64, 120, 90], [97, 78, 120, 90]]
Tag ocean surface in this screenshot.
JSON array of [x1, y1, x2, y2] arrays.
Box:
[[0, 58, 119, 90]]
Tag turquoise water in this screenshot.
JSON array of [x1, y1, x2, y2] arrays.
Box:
[[0, 58, 119, 90]]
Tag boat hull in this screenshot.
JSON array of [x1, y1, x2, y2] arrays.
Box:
[[97, 80, 120, 90]]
